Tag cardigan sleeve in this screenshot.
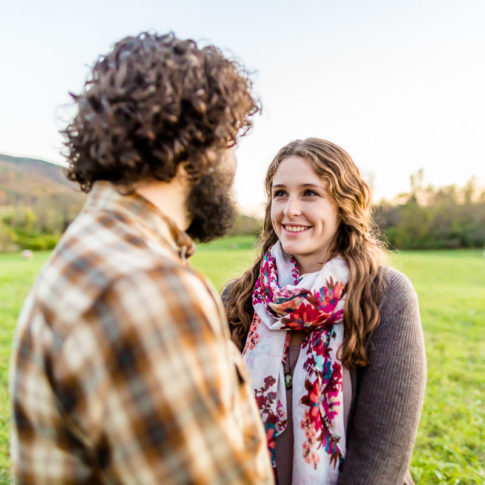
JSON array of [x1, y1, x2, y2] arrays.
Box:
[[337, 268, 427, 485]]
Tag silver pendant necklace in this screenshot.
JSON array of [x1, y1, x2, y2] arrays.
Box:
[[284, 349, 293, 389]]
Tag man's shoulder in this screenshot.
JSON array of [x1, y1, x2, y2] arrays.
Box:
[[58, 204, 188, 270], [106, 258, 216, 311], [28, 210, 205, 332]]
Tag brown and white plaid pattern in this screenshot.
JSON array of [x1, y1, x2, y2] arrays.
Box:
[[10, 182, 273, 485]]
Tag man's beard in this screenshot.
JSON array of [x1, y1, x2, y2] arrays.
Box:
[[185, 167, 237, 243]]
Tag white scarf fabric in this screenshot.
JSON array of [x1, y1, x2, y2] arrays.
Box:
[[243, 242, 349, 485]]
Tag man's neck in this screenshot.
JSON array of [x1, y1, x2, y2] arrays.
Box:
[[136, 171, 190, 232]]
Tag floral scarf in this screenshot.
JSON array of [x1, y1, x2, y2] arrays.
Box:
[[242, 242, 349, 485]]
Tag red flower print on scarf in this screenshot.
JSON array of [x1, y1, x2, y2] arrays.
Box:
[[281, 302, 326, 329], [254, 375, 278, 424], [254, 375, 281, 467], [244, 315, 261, 352], [299, 334, 344, 470]]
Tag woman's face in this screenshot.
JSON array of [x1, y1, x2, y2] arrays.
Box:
[[270, 156, 340, 274]]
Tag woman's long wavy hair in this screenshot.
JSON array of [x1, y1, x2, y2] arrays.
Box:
[[224, 138, 387, 369]]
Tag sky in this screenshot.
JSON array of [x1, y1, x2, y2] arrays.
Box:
[[1, 0, 484, 214]]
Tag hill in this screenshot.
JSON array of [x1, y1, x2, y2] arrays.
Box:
[[0, 154, 85, 250], [0, 153, 84, 207]]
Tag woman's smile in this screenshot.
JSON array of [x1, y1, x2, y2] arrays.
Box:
[[283, 224, 312, 233]]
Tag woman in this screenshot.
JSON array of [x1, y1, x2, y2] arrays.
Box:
[[223, 138, 426, 485]]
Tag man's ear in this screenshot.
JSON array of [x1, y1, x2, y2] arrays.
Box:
[[174, 162, 191, 189]]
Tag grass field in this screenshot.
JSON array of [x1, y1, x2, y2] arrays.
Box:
[[1, 238, 484, 483]]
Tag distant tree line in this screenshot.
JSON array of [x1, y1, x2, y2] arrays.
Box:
[[0, 192, 84, 251], [374, 172, 485, 249], [0, 172, 483, 252]]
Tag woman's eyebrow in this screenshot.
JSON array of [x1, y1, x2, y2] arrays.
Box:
[[272, 183, 324, 189], [301, 183, 324, 188]]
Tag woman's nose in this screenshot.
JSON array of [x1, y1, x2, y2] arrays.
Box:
[[284, 196, 301, 217]]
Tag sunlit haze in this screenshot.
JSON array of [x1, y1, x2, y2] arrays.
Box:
[[1, 0, 484, 215]]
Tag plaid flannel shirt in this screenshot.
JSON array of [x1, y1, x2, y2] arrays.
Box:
[[10, 182, 273, 485]]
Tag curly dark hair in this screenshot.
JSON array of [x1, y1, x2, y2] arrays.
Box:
[[63, 32, 260, 191]]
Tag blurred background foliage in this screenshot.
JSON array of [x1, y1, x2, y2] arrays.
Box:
[[374, 170, 485, 250], [0, 153, 484, 252]]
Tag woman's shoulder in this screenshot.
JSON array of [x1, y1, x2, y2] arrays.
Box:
[[377, 265, 419, 319], [220, 278, 239, 305], [366, 266, 424, 360], [378, 265, 416, 294]]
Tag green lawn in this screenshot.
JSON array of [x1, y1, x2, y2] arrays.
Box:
[[1, 240, 484, 483]]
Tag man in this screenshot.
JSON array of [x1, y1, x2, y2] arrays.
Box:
[[10, 32, 273, 484]]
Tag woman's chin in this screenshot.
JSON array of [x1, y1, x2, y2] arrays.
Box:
[[280, 243, 302, 257]]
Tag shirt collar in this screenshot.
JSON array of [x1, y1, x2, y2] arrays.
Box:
[[85, 181, 196, 261]]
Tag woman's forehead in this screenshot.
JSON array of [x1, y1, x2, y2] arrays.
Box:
[[272, 156, 326, 187]]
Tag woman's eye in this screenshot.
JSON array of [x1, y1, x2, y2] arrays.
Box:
[[273, 190, 287, 197], [303, 189, 318, 196]]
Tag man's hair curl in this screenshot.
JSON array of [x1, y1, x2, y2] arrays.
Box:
[[63, 32, 260, 192]]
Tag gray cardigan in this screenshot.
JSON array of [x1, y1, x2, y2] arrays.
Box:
[[337, 267, 426, 484], [223, 267, 426, 485]]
